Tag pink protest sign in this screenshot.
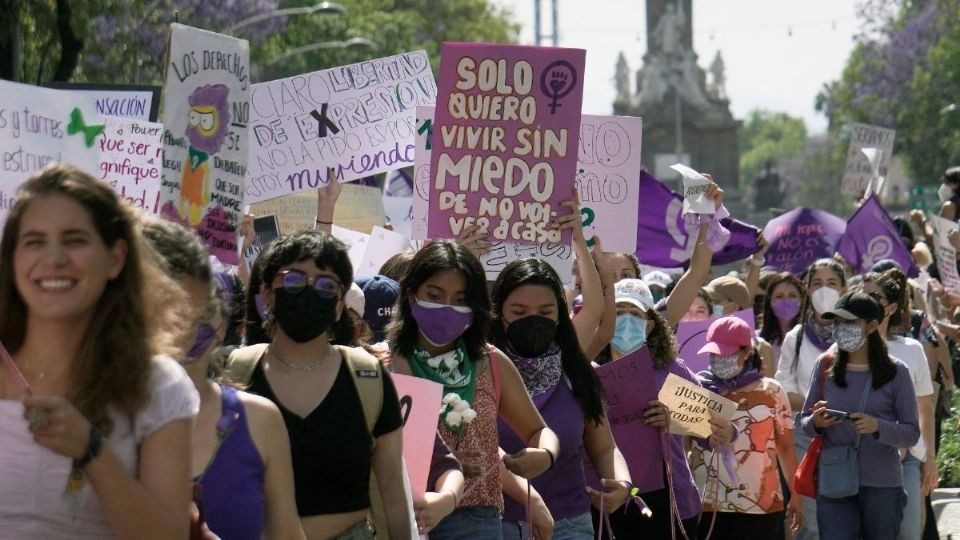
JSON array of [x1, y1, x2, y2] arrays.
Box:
[[589, 346, 663, 494], [391, 373, 444, 501], [675, 309, 756, 374], [428, 42, 586, 245]]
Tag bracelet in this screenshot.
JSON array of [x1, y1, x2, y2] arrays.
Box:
[[315, 217, 332, 225], [75, 426, 104, 469], [543, 448, 556, 469], [749, 256, 765, 267]]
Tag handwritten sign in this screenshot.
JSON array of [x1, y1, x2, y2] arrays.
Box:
[[658, 373, 736, 439], [245, 51, 436, 204], [383, 196, 414, 237], [357, 226, 410, 275], [930, 216, 960, 295], [98, 117, 163, 214], [45, 83, 160, 121], [391, 373, 444, 501], [331, 224, 369, 271], [428, 42, 586, 245], [250, 190, 315, 234], [762, 207, 846, 275], [673, 163, 715, 215], [160, 24, 250, 265], [0, 80, 102, 220], [332, 183, 387, 234], [675, 308, 756, 374], [841, 122, 895, 197]]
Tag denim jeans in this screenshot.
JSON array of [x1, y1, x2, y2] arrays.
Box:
[[817, 486, 906, 540], [794, 415, 819, 540], [899, 455, 922, 540], [502, 511, 593, 540], [430, 506, 503, 540]]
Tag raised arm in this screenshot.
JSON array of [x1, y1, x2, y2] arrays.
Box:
[[584, 241, 617, 361], [314, 167, 340, 234], [557, 192, 603, 349]]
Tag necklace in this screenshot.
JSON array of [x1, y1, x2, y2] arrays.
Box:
[[270, 345, 332, 372]]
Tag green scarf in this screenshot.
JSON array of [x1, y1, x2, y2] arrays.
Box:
[[408, 339, 476, 407]]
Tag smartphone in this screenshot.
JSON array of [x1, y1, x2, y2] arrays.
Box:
[[824, 409, 850, 420]]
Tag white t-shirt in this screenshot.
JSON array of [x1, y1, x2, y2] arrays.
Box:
[[887, 336, 934, 461], [0, 355, 199, 538], [775, 325, 828, 402]]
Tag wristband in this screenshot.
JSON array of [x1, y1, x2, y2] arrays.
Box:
[[315, 217, 332, 225], [75, 426, 104, 469]]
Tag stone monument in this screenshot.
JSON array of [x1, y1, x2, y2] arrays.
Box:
[[614, 0, 741, 193]]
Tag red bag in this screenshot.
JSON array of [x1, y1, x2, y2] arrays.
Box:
[[792, 353, 833, 498]]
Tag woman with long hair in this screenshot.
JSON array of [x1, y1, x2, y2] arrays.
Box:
[[758, 272, 805, 376], [804, 292, 919, 539], [491, 257, 631, 539], [386, 241, 559, 539], [0, 163, 197, 538]]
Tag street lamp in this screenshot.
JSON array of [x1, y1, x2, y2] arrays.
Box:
[[224, 2, 346, 35], [265, 37, 378, 66]]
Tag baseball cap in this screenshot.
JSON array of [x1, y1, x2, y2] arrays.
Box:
[[345, 282, 365, 317], [643, 270, 673, 290], [820, 291, 884, 323], [614, 279, 655, 312], [705, 276, 751, 310], [697, 316, 754, 356], [355, 274, 400, 343]]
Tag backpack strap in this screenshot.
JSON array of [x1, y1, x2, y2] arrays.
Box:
[[339, 345, 384, 437], [223, 343, 270, 388], [488, 349, 502, 409]]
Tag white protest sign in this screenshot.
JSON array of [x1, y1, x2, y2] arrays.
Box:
[[98, 117, 163, 214], [383, 196, 414, 238], [332, 183, 387, 234], [0, 79, 102, 219], [575, 115, 642, 252], [245, 50, 436, 204], [658, 373, 736, 439], [841, 123, 895, 197], [68, 87, 157, 121], [160, 24, 250, 266], [331, 224, 369, 271], [930, 215, 960, 295], [672, 163, 715, 215], [357, 226, 411, 276], [250, 190, 316, 234]]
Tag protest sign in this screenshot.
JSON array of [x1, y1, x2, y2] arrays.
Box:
[[245, 50, 436, 204], [357, 226, 411, 276], [676, 309, 756, 374], [331, 224, 369, 271], [634, 172, 760, 267], [160, 24, 250, 265], [45, 83, 160, 121], [672, 163, 715, 215], [383, 196, 414, 237], [332, 183, 387, 234], [250, 190, 315, 234], [841, 123, 895, 197], [428, 42, 586, 245], [593, 346, 664, 493], [98, 117, 163, 214], [575, 115, 642, 252], [836, 196, 918, 277], [385, 168, 414, 197], [930, 216, 960, 295], [391, 373, 444, 502], [658, 373, 737, 439], [762, 207, 846, 275], [0, 79, 103, 219]]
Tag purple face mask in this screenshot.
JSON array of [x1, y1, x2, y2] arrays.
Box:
[[410, 299, 474, 346], [771, 298, 801, 322], [182, 322, 218, 364]]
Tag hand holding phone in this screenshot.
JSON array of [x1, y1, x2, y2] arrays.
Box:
[[823, 409, 850, 420]]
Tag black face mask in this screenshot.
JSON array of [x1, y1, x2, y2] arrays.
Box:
[[506, 315, 558, 357], [274, 288, 338, 343]]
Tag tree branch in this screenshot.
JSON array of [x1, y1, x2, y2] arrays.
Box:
[[52, 0, 83, 82]]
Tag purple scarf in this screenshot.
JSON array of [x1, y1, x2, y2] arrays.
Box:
[[803, 316, 834, 352], [698, 367, 763, 394]]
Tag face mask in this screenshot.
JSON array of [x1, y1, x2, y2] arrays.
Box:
[[182, 322, 218, 364], [411, 299, 474, 347], [811, 287, 840, 315], [833, 321, 867, 352], [712, 304, 725, 318], [709, 352, 742, 380], [611, 314, 647, 355], [651, 289, 665, 303], [771, 298, 801, 322], [274, 288, 338, 343], [939, 183, 954, 203], [506, 315, 557, 357]]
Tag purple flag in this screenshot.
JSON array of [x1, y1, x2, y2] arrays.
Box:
[[635, 171, 760, 267], [763, 208, 846, 275], [836, 196, 919, 277]]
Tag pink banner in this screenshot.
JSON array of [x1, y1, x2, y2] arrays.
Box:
[[428, 42, 585, 245], [675, 309, 756, 374], [391, 373, 444, 502]]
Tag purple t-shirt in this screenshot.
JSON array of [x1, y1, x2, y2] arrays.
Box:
[[656, 358, 703, 520]]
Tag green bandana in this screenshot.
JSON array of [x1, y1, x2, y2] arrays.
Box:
[[408, 339, 476, 407]]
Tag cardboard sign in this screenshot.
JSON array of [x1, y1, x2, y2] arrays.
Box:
[[391, 373, 445, 502], [841, 123, 895, 197], [249, 190, 315, 234], [45, 83, 160, 122], [593, 347, 664, 493], [245, 50, 436, 204], [0, 79, 102, 220], [331, 224, 369, 271], [658, 373, 737, 439], [428, 42, 586, 245], [332, 183, 387, 234], [676, 309, 756, 374], [357, 226, 411, 276], [930, 216, 960, 295], [160, 24, 251, 265], [98, 117, 163, 214]]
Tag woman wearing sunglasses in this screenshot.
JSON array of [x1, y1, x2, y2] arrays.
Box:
[[227, 230, 410, 540]]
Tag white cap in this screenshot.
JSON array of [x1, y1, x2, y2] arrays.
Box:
[[614, 278, 655, 312], [643, 270, 673, 289], [345, 282, 365, 317]]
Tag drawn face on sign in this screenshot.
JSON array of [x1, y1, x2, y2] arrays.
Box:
[[186, 84, 230, 154]]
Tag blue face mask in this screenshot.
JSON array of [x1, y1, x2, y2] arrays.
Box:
[[611, 314, 648, 355], [712, 304, 725, 318]]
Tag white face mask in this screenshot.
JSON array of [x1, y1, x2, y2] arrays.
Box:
[[939, 183, 954, 203], [811, 287, 841, 315]]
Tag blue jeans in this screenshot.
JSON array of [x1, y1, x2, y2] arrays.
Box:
[[502, 511, 593, 540], [794, 416, 819, 540], [899, 455, 922, 540], [430, 506, 503, 540], [817, 486, 906, 540]]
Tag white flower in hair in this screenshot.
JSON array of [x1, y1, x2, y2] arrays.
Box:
[[445, 410, 462, 427]]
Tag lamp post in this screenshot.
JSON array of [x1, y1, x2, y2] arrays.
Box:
[[223, 1, 346, 35], [264, 37, 378, 66]]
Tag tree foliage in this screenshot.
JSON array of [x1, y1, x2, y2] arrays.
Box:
[[739, 109, 807, 193]]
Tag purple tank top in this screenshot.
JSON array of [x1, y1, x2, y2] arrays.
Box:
[[498, 376, 589, 521], [197, 385, 266, 540]]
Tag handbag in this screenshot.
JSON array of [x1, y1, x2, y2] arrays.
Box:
[[817, 377, 872, 499], [792, 356, 833, 498]]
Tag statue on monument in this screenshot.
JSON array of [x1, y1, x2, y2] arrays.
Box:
[[708, 51, 727, 100], [652, 2, 685, 57], [614, 52, 632, 103]]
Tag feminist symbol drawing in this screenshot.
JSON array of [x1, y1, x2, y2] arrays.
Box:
[[540, 60, 578, 114]]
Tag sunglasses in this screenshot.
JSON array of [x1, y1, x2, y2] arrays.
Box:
[[275, 269, 340, 297]]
